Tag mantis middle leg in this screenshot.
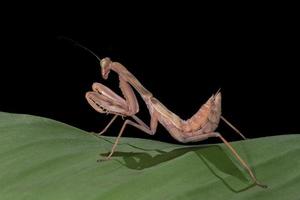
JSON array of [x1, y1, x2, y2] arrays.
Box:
[[100, 112, 159, 161]]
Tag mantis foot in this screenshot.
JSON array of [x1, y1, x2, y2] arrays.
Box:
[[255, 181, 268, 189], [97, 154, 113, 162]]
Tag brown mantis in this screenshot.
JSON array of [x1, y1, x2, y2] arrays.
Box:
[[69, 40, 267, 188]]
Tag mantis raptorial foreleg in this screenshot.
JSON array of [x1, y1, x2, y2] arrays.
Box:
[[86, 78, 140, 134]]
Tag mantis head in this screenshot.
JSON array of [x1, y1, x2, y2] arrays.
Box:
[[100, 57, 112, 79]]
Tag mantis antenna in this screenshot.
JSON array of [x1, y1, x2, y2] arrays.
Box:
[[58, 36, 102, 62]]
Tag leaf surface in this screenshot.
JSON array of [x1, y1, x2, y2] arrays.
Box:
[[0, 112, 299, 200]]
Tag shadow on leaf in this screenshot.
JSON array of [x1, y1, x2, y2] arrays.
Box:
[[100, 144, 255, 192]]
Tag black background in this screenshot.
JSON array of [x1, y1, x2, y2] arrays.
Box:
[[0, 7, 299, 144]]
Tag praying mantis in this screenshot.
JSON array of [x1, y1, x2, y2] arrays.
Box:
[[67, 39, 267, 188]]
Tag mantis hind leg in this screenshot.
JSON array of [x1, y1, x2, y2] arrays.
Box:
[[221, 116, 247, 140], [214, 132, 267, 188], [181, 131, 267, 188]]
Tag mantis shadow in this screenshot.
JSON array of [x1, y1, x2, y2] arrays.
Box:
[[100, 144, 255, 192]]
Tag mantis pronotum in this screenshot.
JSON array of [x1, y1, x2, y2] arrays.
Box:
[[68, 40, 267, 188]]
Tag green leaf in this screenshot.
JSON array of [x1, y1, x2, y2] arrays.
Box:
[[0, 111, 299, 200]]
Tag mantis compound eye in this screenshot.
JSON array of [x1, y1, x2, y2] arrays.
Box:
[[100, 57, 112, 79], [102, 70, 110, 80]]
